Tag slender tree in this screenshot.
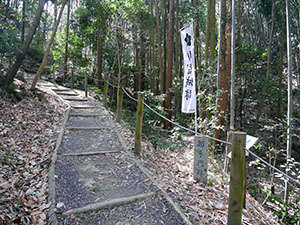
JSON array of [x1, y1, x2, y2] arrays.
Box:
[[96, 16, 103, 89], [1, 0, 47, 91], [63, 0, 70, 84], [21, 0, 25, 43], [155, 0, 163, 95], [215, 0, 228, 143], [165, 0, 174, 129], [284, 0, 293, 202], [253, 0, 276, 134], [277, 1, 286, 120], [31, 0, 69, 90]]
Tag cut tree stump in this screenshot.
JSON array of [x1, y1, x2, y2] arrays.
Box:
[[62, 192, 156, 216]]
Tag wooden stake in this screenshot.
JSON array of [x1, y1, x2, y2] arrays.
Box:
[[85, 73, 88, 97], [228, 131, 246, 225], [117, 84, 124, 123], [134, 93, 144, 155], [71, 69, 74, 90], [52, 65, 56, 84], [104, 78, 108, 107]]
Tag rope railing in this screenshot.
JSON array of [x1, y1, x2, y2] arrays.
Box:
[[113, 81, 300, 187], [246, 148, 300, 187], [47, 67, 300, 187]]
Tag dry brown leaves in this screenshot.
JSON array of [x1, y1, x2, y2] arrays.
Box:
[[0, 80, 66, 225], [115, 121, 281, 225]]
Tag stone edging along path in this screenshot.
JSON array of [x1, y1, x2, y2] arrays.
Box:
[[39, 81, 192, 225]]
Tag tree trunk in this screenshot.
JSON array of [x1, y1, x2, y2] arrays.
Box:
[[140, 32, 146, 91], [155, 0, 163, 95], [277, 1, 286, 120], [96, 17, 103, 89], [204, 0, 211, 68], [284, 0, 293, 202], [165, 0, 174, 129], [116, 30, 122, 120], [31, 0, 69, 90], [63, 0, 70, 84], [215, 0, 228, 144], [1, 0, 47, 90], [209, 0, 216, 65], [253, 0, 276, 134], [174, 0, 181, 114], [161, 0, 167, 94], [149, 0, 154, 93], [21, 0, 25, 43]]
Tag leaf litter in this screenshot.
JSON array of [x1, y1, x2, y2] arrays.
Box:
[[0, 80, 66, 224], [114, 118, 281, 225]]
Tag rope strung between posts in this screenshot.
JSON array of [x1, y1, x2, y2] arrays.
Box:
[[121, 86, 232, 145], [246, 148, 300, 187], [111, 81, 300, 187]]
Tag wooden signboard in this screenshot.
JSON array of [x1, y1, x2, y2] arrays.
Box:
[[194, 135, 208, 184]]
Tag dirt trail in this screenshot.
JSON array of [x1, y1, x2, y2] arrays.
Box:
[[35, 80, 190, 225]]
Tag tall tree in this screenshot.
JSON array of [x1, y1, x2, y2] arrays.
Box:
[[215, 0, 228, 143], [155, 0, 163, 95], [21, 0, 25, 43], [63, 0, 70, 83], [204, 0, 216, 68], [96, 16, 103, 89], [1, 0, 47, 91], [277, 1, 286, 120], [165, 0, 174, 129], [31, 0, 69, 90], [253, 0, 276, 134], [284, 0, 293, 202]]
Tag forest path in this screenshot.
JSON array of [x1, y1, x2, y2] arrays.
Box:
[[32, 79, 189, 224]]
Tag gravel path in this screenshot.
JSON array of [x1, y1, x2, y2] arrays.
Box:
[[41, 82, 189, 225]]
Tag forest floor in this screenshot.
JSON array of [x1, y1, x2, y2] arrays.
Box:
[[0, 76, 283, 224]]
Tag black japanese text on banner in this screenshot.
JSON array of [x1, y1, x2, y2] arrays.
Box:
[[180, 23, 196, 113]]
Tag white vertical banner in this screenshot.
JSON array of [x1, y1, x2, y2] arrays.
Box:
[[181, 23, 197, 113]]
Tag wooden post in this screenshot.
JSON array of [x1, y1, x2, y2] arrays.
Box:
[[117, 84, 124, 123], [227, 132, 246, 225], [134, 93, 144, 155], [224, 131, 232, 173], [52, 65, 56, 84], [104, 77, 108, 107], [243, 156, 249, 209], [71, 69, 74, 90], [85, 73, 88, 97]]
